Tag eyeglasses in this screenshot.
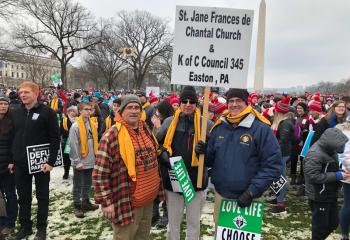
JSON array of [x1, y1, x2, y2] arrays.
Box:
[[335, 105, 346, 108], [83, 108, 92, 111], [181, 100, 196, 105]]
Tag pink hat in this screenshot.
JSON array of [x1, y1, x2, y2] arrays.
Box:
[[275, 96, 290, 113]]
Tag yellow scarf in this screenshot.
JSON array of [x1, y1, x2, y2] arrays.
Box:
[[105, 116, 112, 132], [212, 106, 270, 130], [90, 116, 98, 127], [51, 98, 58, 111], [77, 116, 98, 158], [140, 102, 150, 121], [114, 114, 160, 181], [63, 117, 68, 131], [163, 108, 201, 167]]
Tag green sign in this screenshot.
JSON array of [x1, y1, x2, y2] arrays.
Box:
[[172, 159, 196, 204], [216, 200, 264, 240], [64, 140, 70, 154], [51, 74, 62, 87]]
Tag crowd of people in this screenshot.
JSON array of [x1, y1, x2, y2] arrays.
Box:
[[0, 81, 350, 240]]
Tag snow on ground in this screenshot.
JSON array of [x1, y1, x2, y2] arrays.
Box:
[[10, 166, 343, 239]]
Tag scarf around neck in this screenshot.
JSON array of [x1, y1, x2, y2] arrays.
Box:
[[140, 102, 150, 121], [51, 98, 58, 111], [114, 113, 159, 181], [163, 108, 201, 167], [77, 116, 98, 158], [211, 106, 270, 131]]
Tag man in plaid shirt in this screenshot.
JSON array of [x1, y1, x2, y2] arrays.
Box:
[[93, 95, 164, 240]]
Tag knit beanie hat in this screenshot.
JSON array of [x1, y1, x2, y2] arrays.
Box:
[[297, 102, 308, 113], [250, 93, 258, 100], [0, 94, 10, 103], [149, 97, 158, 104], [180, 86, 197, 104], [120, 94, 141, 113], [225, 88, 249, 104], [308, 95, 322, 112], [275, 96, 290, 113], [170, 97, 179, 105], [214, 102, 227, 115], [93, 91, 101, 99]]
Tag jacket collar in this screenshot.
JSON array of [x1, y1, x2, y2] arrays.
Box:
[[21, 102, 40, 111], [221, 113, 255, 129]]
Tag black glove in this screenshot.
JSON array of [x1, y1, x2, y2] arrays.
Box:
[[195, 140, 207, 155], [237, 191, 253, 208], [158, 149, 171, 169]]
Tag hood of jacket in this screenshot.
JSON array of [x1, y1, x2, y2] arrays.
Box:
[[318, 128, 348, 155]]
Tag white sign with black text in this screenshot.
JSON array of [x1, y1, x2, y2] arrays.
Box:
[[171, 6, 254, 88], [270, 175, 287, 195], [26, 143, 63, 174]]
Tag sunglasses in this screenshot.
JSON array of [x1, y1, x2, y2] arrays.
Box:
[[181, 100, 196, 105]]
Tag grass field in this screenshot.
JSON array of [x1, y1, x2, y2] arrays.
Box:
[[5, 168, 343, 240]]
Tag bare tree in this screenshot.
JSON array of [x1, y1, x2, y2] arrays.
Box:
[[13, 0, 103, 88], [149, 45, 173, 90], [0, 0, 17, 19], [86, 25, 126, 90], [22, 53, 53, 87], [115, 10, 172, 88]]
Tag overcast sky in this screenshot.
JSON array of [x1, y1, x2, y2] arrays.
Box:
[[64, 1, 350, 88]]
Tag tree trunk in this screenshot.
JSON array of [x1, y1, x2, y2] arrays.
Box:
[[61, 62, 67, 89], [107, 78, 112, 90]]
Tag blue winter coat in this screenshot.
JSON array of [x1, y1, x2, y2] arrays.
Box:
[[205, 113, 282, 199]]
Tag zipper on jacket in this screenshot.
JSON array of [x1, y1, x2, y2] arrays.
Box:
[[319, 162, 329, 195]]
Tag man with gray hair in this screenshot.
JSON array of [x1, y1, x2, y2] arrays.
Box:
[[93, 95, 164, 240]]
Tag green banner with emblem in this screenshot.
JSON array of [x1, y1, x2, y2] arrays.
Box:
[[172, 159, 196, 204], [216, 199, 264, 240]]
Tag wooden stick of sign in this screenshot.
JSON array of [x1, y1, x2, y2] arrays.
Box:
[[197, 86, 210, 188]]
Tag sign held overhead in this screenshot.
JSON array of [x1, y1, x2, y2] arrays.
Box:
[[171, 6, 254, 88]]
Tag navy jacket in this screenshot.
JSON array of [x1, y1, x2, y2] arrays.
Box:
[[205, 113, 282, 199]]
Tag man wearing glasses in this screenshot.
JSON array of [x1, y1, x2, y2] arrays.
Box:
[[69, 102, 99, 219], [155, 86, 213, 240], [93, 95, 164, 240]]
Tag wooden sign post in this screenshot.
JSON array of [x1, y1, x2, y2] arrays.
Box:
[[197, 86, 210, 188], [171, 5, 254, 188]]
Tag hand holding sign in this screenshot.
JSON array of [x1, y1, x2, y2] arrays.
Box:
[[41, 163, 53, 173], [8, 164, 14, 174]]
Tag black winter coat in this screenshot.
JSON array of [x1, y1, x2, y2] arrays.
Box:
[[276, 118, 294, 157], [0, 112, 14, 175], [11, 103, 60, 167]]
